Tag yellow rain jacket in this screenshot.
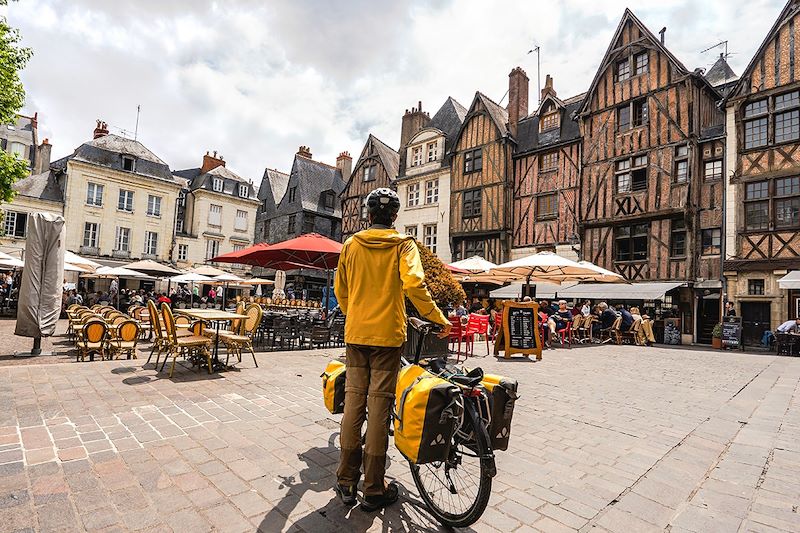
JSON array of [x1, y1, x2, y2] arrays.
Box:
[[334, 228, 449, 347]]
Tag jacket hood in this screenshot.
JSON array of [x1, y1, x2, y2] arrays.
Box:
[[352, 228, 414, 249]]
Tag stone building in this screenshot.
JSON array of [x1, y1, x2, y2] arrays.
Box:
[[173, 151, 260, 271], [394, 98, 467, 262], [50, 121, 182, 263], [257, 146, 347, 245], [723, 0, 800, 343], [0, 113, 51, 175]]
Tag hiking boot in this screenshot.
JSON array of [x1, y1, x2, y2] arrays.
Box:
[[360, 481, 399, 512], [334, 483, 357, 506]]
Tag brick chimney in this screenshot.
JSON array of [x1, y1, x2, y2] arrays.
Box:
[[34, 138, 52, 175], [93, 120, 109, 139], [297, 145, 312, 159], [336, 151, 352, 179], [541, 74, 557, 101], [398, 101, 431, 174], [201, 150, 225, 173], [507, 67, 529, 139]]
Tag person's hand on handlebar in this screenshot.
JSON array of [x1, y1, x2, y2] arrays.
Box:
[[436, 322, 451, 339]]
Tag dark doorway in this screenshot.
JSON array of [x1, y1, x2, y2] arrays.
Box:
[[696, 292, 720, 344], [741, 301, 771, 346]]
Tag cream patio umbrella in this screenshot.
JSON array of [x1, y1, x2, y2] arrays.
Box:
[[449, 255, 497, 273], [169, 272, 214, 306], [81, 266, 150, 309], [64, 251, 102, 272]]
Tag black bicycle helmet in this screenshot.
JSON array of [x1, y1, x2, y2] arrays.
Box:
[[365, 188, 400, 216]]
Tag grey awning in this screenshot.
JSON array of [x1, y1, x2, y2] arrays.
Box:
[[556, 281, 687, 301], [489, 282, 570, 300], [779, 271, 800, 289]]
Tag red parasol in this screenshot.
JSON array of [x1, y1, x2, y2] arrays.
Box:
[[211, 233, 342, 270]]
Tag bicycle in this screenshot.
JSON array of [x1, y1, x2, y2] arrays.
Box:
[[398, 317, 496, 528]]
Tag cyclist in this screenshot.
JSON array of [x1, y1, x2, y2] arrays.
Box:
[[333, 187, 451, 511]]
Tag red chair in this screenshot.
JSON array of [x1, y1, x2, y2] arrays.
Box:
[[448, 316, 464, 359], [466, 313, 490, 356], [539, 312, 549, 348], [556, 315, 580, 348]]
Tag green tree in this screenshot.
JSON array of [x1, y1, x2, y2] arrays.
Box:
[[0, 0, 32, 203]]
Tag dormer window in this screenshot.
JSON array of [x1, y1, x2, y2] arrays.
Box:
[[121, 156, 135, 172], [238, 184, 248, 198], [540, 110, 559, 132], [323, 191, 335, 209], [288, 186, 297, 203], [426, 142, 438, 162], [411, 146, 423, 167], [212, 178, 223, 192]]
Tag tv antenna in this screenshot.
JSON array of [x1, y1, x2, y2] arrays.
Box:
[[134, 105, 141, 141], [528, 44, 541, 105]]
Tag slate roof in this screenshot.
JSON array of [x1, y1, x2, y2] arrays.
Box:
[[173, 164, 258, 200], [429, 96, 468, 157], [56, 133, 176, 183], [370, 135, 400, 180], [516, 94, 585, 155], [276, 156, 345, 218], [12, 170, 64, 203], [705, 54, 739, 88], [257, 168, 290, 218], [476, 92, 510, 137]]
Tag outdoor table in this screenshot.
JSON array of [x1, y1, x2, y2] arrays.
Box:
[[176, 309, 248, 369]]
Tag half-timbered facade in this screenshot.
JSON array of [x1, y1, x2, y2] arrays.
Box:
[[450, 92, 513, 263], [339, 135, 399, 240], [724, 0, 800, 342], [577, 9, 725, 343], [512, 74, 584, 260]]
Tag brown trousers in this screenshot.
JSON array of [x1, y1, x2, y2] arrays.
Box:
[[337, 344, 401, 496]]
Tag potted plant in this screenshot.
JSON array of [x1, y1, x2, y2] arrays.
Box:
[[711, 323, 723, 349], [404, 240, 465, 358]]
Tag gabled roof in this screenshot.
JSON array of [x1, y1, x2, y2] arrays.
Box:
[[578, 9, 694, 115], [12, 170, 63, 203], [705, 54, 739, 88], [429, 96, 468, 156], [451, 91, 511, 150], [369, 134, 400, 180], [277, 155, 345, 217], [257, 168, 290, 218], [58, 133, 175, 183], [173, 164, 257, 200], [515, 94, 585, 155], [726, 0, 800, 102]]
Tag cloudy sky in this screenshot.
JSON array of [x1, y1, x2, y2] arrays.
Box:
[[2, 0, 785, 182]]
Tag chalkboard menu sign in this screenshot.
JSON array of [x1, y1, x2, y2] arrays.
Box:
[[721, 316, 743, 348], [495, 301, 542, 359]]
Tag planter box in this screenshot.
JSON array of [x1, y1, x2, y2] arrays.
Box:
[[404, 326, 449, 361], [712, 337, 722, 349]]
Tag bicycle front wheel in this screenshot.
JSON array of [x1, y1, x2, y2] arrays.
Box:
[[409, 403, 493, 528]]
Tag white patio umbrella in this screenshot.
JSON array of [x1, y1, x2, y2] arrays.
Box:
[[190, 265, 231, 277], [81, 266, 150, 309], [64, 251, 102, 272], [169, 272, 213, 306], [209, 273, 247, 308], [0, 252, 24, 269], [64, 262, 87, 273], [449, 255, 497, 273]]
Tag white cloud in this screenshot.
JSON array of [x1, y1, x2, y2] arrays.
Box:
[[5, 0, 786, 183]]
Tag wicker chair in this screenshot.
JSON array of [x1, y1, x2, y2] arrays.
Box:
[[145, 300, 167, 367], [599, 316, 622, 344], [77, 319, 108, 361], [218, 303, 263, 367], [160, 303, 212, 377], [108, 319, 140, 360]]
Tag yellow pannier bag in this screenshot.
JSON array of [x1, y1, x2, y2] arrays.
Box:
[[321, 360, 346, 414], [481, 374, 518, 451], [394, 364, 463, 464]]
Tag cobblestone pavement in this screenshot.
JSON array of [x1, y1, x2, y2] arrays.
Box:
[[0, 327, 798, 532]]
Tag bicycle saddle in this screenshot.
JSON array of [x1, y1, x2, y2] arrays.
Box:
[[448, 367, 484, 388]]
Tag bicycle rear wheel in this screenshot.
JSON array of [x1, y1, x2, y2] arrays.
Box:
[[409, 403, 493, 528]]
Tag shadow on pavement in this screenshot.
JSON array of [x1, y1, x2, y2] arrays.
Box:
[[256, 433, 474, 533]]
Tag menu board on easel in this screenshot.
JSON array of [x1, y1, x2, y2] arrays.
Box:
[[494, 301, 541, 360]]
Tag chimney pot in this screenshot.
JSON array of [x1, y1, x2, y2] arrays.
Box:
[[336, 151, 353, 178], [507, 66, 530, 138], [659, 27, 666, 44], [93, 119, 109, 139], [201, 150, 226, 173], [297, 146, 312, 159]]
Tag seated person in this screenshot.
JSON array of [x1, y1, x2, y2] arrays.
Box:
[[594, 302, 618, 336], [469, 297, 483, 314], [630, 306, 656, 345], [762, 318, 800, 346], [454, 302, 468, 317], [619, 305, 634, 331], [547, 300, 574, 340]]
